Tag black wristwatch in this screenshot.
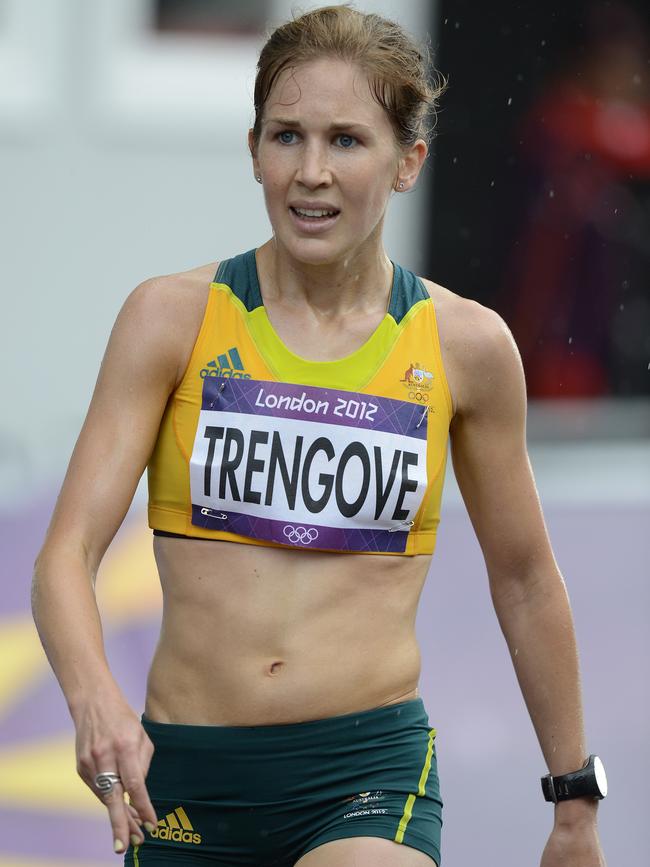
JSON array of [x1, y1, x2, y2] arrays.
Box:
[[541, 755, 608, 803]]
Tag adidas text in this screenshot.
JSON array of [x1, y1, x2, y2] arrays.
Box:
[[200, 367, 251, 379], [150, 826, 202, 845]]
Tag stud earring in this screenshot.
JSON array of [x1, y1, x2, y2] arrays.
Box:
[[255, 175, 262, 183], [398, 181, 405, 190]]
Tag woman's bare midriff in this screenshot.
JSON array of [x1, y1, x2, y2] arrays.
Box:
[[144, 536, 432, 726]]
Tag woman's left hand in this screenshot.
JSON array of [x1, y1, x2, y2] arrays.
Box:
[[540, 819, 606, 866]]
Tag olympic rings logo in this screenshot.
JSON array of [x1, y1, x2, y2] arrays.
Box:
[[283, 525, 319, 545], [408, 391, 430, 402]]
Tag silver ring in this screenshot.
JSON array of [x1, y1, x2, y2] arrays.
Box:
[[94, 771, 122, 795]]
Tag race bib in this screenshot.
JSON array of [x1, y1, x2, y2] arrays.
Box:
[[189, 378, 428, 552]]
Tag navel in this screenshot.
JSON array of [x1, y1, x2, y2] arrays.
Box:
[[267, 661, 284, 676]]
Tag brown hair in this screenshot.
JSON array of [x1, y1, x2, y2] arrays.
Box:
[[251, 4, 446, 153]]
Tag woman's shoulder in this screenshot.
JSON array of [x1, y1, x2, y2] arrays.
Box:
[[123, 259, 221, 335], [129, 259, 220, 316], [418, 276, 522, 415], [119, 260, 221, 387], [419, 276, 516, 360]]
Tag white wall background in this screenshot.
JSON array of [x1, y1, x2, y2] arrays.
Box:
[[0, 0, 433, 506]]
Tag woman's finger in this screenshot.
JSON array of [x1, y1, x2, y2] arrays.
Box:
[[98, 782, 131, 854], [127, 802, 143, 825], [117, 747, 158, 832], [127, 807, 145, 848]]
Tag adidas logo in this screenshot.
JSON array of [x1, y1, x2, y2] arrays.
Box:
[[149, 806, 202, 845], [200, 346, 251, 379]]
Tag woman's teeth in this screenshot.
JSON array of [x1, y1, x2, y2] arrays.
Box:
[[292, 207, 338, 218]]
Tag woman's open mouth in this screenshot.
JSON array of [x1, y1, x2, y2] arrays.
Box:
[[289, 206, 341, 233]]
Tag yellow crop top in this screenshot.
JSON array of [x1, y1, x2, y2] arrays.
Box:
[[147, 249, 453, 555]]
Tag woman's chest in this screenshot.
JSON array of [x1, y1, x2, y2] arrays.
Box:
[[264, 304, 387, 362]]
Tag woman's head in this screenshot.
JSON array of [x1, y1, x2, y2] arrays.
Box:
[[248, 6, 445, 265], [251, 5, 444, 155]]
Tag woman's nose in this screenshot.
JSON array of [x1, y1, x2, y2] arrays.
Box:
[[295, 143, 332, 188]]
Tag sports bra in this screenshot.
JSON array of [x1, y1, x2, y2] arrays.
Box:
[[147, 249, 453, 555]]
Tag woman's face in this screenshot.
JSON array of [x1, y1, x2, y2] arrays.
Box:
[[251, 56, 425, 266]]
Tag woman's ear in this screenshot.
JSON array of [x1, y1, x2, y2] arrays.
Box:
[[248, 129, 260, 177], [396, 139, 428, 192]]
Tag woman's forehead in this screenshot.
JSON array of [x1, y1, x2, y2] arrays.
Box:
[[264, 57, 387, 124]]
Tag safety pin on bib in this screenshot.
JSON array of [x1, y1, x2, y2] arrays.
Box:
[[388, 520, 415, 533], [208, 380, 227, 410], [415, 407, 428, 429], [200, 508, 228, 520]]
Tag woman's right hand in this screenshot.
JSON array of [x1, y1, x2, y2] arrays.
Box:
[[74, 696, 158, 855]]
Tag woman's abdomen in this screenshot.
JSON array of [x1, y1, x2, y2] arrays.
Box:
[[145, 537, 429, 725]]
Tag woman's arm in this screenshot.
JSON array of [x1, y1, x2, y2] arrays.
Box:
[[32, 275, 200, 854], [448, 303, 606, 867]]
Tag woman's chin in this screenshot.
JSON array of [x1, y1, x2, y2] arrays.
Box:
[[274, 235, 350, 267]]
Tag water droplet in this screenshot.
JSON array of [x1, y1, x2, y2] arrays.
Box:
[[452, 156, 458, 164], [507, 97, 512, 105], [490, 180, 495, 187]]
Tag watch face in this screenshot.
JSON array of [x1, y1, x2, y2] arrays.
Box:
[[594, 756, 608, 797]]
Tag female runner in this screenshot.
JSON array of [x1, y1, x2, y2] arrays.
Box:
[[32, 6, 606, 866]]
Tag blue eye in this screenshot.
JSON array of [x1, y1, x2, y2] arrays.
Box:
[[275, 130, 357, 148]]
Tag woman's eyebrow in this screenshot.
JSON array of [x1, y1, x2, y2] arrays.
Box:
[[264, 117, 372, 132]]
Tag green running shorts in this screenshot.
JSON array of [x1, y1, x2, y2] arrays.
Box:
[[125, 696, 442, 866]]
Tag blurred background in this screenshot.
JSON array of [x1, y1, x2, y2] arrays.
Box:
[[0, 0, 648, 865]]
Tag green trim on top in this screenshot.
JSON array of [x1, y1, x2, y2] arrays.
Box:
[[214, 250, 263, 312], [216, 249, 429, 325], [388, 261, 429, 325]]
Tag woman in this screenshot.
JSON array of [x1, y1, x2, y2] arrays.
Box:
[[32, 6, 606, 866]]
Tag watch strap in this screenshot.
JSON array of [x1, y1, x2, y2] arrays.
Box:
[[541, 755, 604, 802]]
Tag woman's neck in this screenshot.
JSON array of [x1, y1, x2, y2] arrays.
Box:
[[256, 238, 394, 318]]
